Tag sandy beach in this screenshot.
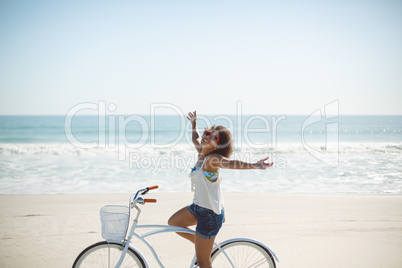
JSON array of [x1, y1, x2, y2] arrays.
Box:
[[0, 192, 401, 268]]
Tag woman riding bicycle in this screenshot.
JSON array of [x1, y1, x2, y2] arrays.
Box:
[[168, 111, 274, 268]]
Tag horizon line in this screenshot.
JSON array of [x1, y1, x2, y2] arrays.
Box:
[[1, 113, 402, 116]]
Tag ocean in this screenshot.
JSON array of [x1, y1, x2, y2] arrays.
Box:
[[0, 115, 401, 194]]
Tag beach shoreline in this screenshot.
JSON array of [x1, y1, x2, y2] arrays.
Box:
[[1, 192, 401, 267]]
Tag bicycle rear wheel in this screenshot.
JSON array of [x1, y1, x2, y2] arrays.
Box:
[[72, 241, 146, 268], [211, 240, 276, 268]]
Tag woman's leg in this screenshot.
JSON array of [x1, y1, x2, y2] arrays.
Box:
[[168, 206, 197, 243], [195, 233, 215, 268]]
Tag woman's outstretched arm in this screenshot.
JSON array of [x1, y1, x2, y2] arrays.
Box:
[[187, 111, 202, 153], [206, 154, 274, 170]]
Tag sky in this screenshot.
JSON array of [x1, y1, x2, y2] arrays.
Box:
[[0, 0, 401, 115]]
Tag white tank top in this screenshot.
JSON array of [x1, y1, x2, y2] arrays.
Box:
[[189, 157, 224, 215]]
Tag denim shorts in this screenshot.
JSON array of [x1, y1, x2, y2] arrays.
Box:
[[188, 203, 225, 239]]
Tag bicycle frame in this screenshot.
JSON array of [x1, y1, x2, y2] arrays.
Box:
[[114, 217, 279, 268], [115, 215, 230, 267], [134, 224, 210, 268], [112, 196, 235, 268], [112, 186, 279, 268]]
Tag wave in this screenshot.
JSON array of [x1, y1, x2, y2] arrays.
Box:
[[1, 142, 401, 194], [1, 142, 401, 157]]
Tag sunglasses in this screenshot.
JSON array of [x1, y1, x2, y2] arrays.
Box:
[[203, 129, 219, 144]]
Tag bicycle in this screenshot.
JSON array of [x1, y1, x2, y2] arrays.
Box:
[[72, 186, 279, 268]]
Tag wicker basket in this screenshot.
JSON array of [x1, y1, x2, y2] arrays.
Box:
[[100, 205, 130, 242]]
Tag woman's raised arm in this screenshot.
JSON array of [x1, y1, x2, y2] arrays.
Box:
[[187, 111, 202, 153]]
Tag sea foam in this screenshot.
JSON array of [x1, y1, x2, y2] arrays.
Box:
[[1, 142, 401, 194]]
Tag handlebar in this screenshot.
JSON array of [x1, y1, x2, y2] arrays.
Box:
[[129, 186, 159, 221], [131, 186, 159, 208], [148, 185, 159, 190], [140, 185, 159, 195]]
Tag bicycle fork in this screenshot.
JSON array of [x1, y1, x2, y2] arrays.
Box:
[[114, 205, 142, 268]]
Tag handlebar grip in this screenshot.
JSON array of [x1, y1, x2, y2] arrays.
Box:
[[144, 199, 157, 203], [148, 185, 159, 190]]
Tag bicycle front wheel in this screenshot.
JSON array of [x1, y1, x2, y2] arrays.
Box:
[[72, 241, 146, 268], [211, 240, 276, 268]]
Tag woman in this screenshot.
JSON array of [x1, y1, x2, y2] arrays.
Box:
[[168, 111, 273, 268]]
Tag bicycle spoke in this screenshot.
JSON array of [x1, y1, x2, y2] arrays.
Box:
[[211, 240, 276, 268], [73, 242, 145, 268]]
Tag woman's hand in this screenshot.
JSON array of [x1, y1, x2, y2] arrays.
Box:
[[254, 157, 274, 170], [187, 111, 197, 125]]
